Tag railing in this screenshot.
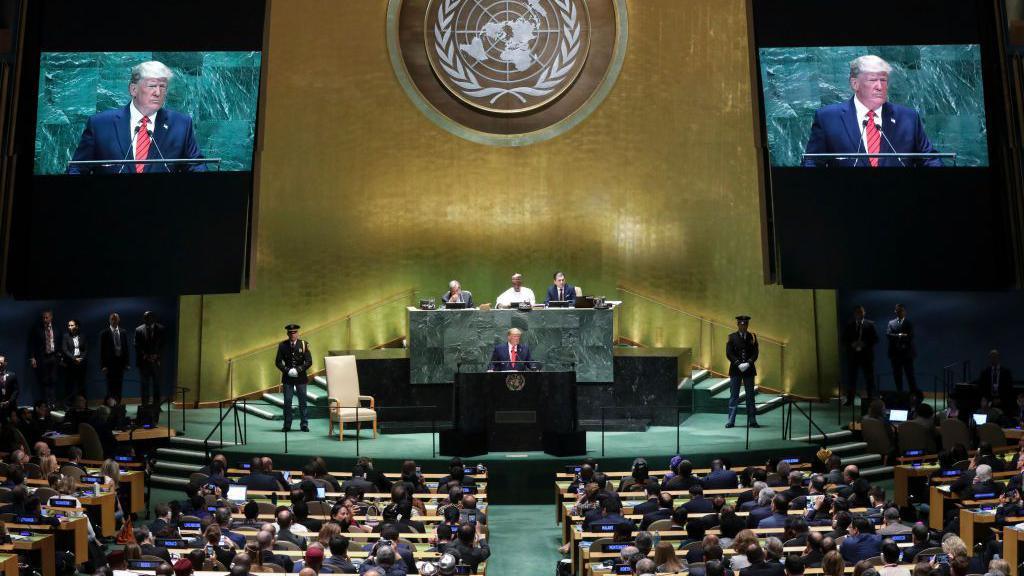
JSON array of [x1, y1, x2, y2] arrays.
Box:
[[224, 288, 417, 399], [614, 286, 788, 393], [781, 395, 833, 448], [840, 371, 945, 425], [204, 399, 247, 459]]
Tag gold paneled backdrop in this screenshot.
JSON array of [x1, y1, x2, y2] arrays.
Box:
[[177, 0, 840, 402]]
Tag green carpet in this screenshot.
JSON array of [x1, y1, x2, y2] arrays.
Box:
[[486, 505, 561, 576]]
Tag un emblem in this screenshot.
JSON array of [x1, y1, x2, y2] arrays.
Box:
[[425, 0, 590, 114], [387, 0, 627, 145], [505, 373, 526, 392]]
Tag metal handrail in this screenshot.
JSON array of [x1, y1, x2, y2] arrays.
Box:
[[225, 288, 416, 365], [203, 399, 246, 460], [616, 285, 788, 394], [616, 285, 787, 346], [225, 288, 416, 398], [782, 396, 831, 447]]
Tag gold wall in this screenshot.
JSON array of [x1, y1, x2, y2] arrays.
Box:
[[178, 0, 840, 402]]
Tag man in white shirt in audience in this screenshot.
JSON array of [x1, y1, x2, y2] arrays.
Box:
[[495, 273, 536, 308]]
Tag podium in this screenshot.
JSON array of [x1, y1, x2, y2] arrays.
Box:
[[440, 370, 585, 457], [66, 158, 221, 173], [800, 152, 956, 167]]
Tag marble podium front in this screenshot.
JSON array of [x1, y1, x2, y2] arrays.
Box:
[[407, 307, 614, 384]]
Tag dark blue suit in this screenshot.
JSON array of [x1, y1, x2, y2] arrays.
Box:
[[68, 104, 204, 174], [488, 343, 533, 371], [840, 533, 883, 563], [701, 469, 738, 490], [803, 98, 942, 167], [545, 284, 576, 305]]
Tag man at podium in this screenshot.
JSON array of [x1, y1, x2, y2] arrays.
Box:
[[68, 60, 205, 174], [488, 328, 532, 371], [802, 55, 942, 168]]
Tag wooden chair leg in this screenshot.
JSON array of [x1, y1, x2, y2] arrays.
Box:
[[339, 421, 344, 442], [373, 418, 378, 438]]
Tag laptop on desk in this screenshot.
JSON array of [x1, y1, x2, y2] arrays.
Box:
[[575, 296, 595, 308]]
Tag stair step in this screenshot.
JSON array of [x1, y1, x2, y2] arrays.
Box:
[[691, 369, 710, 383], [860, 465, 895, 479], [305, 387, 328, 403], [842, 453, 882, 466], [791, 429, 854, 443], [170, 436, 237, 448], [155, 447, 207, 462], [313, 375, 327, 388], [755, 395, 785, 415], [240, 402, 284, 421], [150, 474, 190, 489], [703, 378, 732, 395], [264, 392, 285, 408], [828, 441, 868, 453], [154, 460, 204, 474], [712, 385, 760, 401]]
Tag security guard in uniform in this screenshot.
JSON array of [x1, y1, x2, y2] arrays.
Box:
[[276, 324, 312, 432], [725, 315, 760, 429]]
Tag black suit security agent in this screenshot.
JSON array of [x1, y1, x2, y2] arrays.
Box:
[[276, 324, 312, 432], [726, 315, 760, 429], [135, 311, 166, 408], [0, 356, 19, 419], [842, 306, 879, 405], [975, 349, 1015, 409], [61, 319, 88, 402], [100, 313, 131, 401], [28, 310, 60, 407], [886, 304, 918, 393]]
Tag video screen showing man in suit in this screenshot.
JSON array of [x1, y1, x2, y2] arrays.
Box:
[[67, 61, 204, 174], [757, 45, 989, 168], [34, 51, 262, 175], [802, 55, 941, 168]]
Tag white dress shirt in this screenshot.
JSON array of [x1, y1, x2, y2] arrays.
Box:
[[495, 286, 536, 308], [853, 96, 884, 154], [128, 102, 159, 159]]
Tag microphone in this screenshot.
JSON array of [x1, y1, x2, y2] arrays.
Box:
[[146, 127, 173, 173], [876, 123, 906, 167], [853, 119, 869, 167], [116, 125, 142, 174]]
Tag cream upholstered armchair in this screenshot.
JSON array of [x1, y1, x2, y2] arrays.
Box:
[[325, 355, 378, 441]]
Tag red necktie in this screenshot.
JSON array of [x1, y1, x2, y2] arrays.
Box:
[[135, 116, 151, 173], [866, 110, 880, 168], [510, 345, 517, 368]]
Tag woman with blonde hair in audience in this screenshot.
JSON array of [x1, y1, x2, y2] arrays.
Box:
[[317, 521, 341, 548], [823, 550, 846, 576], [729, 530, 759, 571], [654, 541, 686, 573], [40, 455, 59, 478], [100, 458, 125, 521], [47, 472, 102, 543]]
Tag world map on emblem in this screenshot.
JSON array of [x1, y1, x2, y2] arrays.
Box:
[[425, 0, 591, 113]]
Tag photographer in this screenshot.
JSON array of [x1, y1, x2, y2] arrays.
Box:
[[446, 523, 490, 574], [359, 544, 407, 576]]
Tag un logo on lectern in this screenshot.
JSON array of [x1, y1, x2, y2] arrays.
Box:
[[387, 0, 627, 145], [426, 0, 590, 114], [505, 373, 526, 392]]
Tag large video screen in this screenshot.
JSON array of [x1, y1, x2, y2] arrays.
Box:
[[6, 0, 266, 299], [759, 45, 989, 168], [750, 0, 1014, 290], [35, 51, 261, 175]]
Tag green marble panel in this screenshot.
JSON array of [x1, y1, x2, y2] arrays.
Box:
[[759, 45, 989, 167], [34, 50, 261, 175], [408, 308, 614, 384]]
